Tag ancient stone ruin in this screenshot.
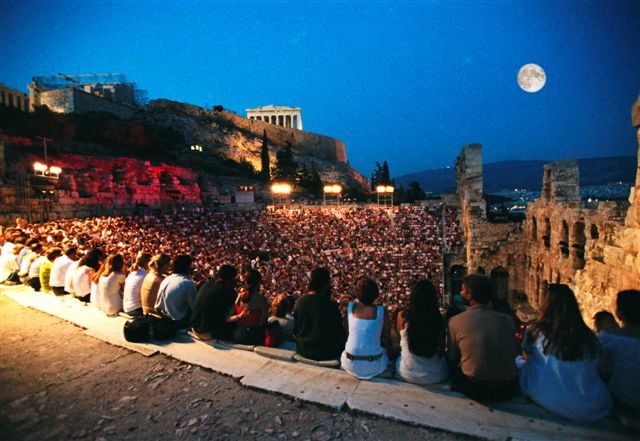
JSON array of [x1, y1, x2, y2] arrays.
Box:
[[455, 96, 640, 321]]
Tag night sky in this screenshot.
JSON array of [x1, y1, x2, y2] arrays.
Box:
[[2, 1, 639, 178]]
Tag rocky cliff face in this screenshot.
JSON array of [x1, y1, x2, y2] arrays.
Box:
[[0, 100, 369, 224], [136, 100, 369, 190]]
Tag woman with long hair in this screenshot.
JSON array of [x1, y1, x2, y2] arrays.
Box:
[[228, 269, 269, 345], [98, 254, 126, 316], [122, 252, 152, 316], [395, 279, 448, 384], [518, 283, 612, 422], [140, 253, 171, 314], [71, 248, 103, 303]]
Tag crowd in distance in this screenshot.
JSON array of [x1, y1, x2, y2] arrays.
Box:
[[0, 208, 638, 428]]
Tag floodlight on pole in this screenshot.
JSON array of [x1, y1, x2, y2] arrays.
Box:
[[376, 184, 394, 206], [33, 162, 62, 178], [271, 182, 292, 208], [271, 183, 292, 195], [323, 183, 342, 206]]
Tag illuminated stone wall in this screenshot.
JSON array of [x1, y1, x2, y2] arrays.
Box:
[[455, 144, 526, 303], [36, 89, 137, 118], [456, 97, 640, 323], [0, 154, 209, 225]]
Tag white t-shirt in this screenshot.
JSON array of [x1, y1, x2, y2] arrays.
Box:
[[122, 269, 147, 313], [72, 265, 95, 297], [50, 255, 74, 288], [98, 272, 126, 316], [64, 261, 80, 294]]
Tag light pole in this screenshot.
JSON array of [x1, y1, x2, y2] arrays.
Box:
[[31, 162, 62, 223], [323, 184, 342, 206], [376, 185, 394, 207], [271, 182, 292, 208]]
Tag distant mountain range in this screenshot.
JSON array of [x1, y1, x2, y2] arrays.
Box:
[[396, 156, 637, 194]]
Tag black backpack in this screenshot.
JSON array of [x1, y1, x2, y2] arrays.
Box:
[[123, 312, 176, 342]]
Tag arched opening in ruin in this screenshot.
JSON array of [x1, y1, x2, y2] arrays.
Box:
[[560, 220, 569, 258], [572, 221, 586, 269], [543, 218, 551, 248], [531, 217, 537, 240], [449, 265, 467, 298], [590, 224, 599, 240], [490, 267, 510, 310]]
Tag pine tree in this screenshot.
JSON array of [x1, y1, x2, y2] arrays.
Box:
[[260, 130, 270, 182], [274, 142, 298, 183], [382, 160, 391, 184], [406, 181, 426, 202]]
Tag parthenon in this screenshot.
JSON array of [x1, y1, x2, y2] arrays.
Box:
[[246, 105, 303, 130]]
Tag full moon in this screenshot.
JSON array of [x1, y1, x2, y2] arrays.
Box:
[[517, 63, 546, 93]]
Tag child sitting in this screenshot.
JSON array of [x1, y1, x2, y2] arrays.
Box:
[[268, 293, 295, 340]]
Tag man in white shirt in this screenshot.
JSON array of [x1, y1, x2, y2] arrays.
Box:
[[49, 247, 78, 295]]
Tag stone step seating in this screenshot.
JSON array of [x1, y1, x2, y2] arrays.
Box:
[[0, 285, 635, 441]]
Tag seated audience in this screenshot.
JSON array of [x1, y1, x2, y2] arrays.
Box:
[[191, 264, 238, 340], [39, 247, 63, 293], [294, 267, 346, 361], [599, 290, 640, 417], [122, 252, 151, 316], [593, 310, 620, 334], [154, 255, 197, 328], [27, 245, 47, 291], [340, 278, 391, 379], [229, 269, 269, 345], [268, 293, 295, 340], [50, 247, 78, 295], [518, 284, 612, 422], [140, 253, 171, 314], [0, 243, 21, 285], [72, 248, 103, 302], [98, 254, 126, 316], [447, 273, 519, 402], [18, 239, 41, 285], [395, 279, 448, 385]]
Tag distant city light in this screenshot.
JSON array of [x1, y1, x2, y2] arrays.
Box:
[[190, 144, 203, 152]]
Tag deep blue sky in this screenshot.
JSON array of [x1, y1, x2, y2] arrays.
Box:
[[2, 1, 639, 178]]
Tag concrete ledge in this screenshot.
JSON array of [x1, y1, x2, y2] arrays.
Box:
[[293, 353, 341, 368], [85, 328, 159, 357], [241, 359, 359, 409], [254, 345, 296, 361]]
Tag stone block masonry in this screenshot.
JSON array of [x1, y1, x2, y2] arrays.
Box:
[[454, 97, 640, 323]]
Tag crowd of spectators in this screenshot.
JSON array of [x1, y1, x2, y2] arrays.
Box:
[[1, 205, 462, 313]]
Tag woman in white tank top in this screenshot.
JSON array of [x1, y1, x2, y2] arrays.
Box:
[[340, 278, 391, 379]]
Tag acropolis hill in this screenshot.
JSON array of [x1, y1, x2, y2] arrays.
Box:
[[0, 97, 369, 222]]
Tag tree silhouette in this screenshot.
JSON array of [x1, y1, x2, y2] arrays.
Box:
[[260, 130, 270, 182], [273, 142, 297, 183], [406, 181, 426, 202], [370, 160, 392, 189]]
